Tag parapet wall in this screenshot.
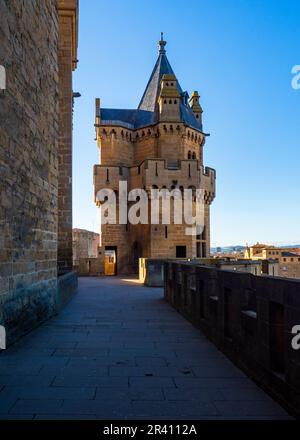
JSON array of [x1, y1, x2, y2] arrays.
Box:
[[164, 261, 300, 417]]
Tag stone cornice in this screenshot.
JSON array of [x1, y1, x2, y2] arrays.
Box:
[[58, 0, 79, 70]]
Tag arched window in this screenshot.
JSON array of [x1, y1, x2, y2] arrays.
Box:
[[192, 152, 196, 160], [188, 151, 191, 159], [169, 100, 172, 104], [174, 99, 177, 104], [164, 99, 167, 104]]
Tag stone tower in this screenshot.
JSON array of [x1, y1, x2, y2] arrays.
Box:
[[94, 35, 216, 275]]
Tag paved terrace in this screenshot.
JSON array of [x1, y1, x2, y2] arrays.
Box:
[[0, 277, 292, 420]]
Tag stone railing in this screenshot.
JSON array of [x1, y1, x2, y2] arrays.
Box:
[[164, 261, 300, 417]]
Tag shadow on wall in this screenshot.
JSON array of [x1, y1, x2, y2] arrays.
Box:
[[0, 272, 78, 348]]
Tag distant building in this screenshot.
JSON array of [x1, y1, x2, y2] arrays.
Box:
[[245, 243, 300, 279], [280, 252, 300, 279], [73, 229, 100, 275], [245, 243, 281, 260]]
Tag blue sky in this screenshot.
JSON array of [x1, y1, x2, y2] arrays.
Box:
[[73, 0, 300, 247]]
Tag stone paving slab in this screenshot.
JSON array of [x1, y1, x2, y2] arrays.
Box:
[[0, 277, 293, 420]]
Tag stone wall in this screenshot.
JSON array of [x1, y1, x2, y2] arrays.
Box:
[[73, 229, 100, 275], [57, 0, 78, 274], [164, 261, 300, 417], [279, 262, 300, 280], [0, 0, 78, 345], [56, 270, 78, 311], [0, 0, 59, 345], [73, 257, 100, 276]]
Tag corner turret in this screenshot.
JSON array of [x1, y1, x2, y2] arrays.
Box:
[[158, 74, 180, 121], [189, 91, 203, 129]]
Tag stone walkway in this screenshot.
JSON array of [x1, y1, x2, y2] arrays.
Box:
[[0, 277, 292, 420]]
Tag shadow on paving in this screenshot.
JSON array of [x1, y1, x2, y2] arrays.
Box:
[[0, 277, 293, 420]]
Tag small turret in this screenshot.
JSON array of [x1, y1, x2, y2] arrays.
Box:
[[189, 91, 203, 129], [158, 74, 180, 121], [95, 98, 101, 146]]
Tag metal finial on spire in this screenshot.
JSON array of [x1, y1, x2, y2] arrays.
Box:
[[158, 32, 167, 55]]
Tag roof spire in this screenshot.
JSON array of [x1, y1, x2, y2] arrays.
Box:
[[158, 32, 167, 55]]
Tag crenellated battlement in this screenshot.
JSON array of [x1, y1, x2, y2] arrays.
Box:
[[93, 159, 215, 206]]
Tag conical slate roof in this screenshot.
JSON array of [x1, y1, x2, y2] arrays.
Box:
[[100, 36, 202, 131], [138, 48, 181, 112]]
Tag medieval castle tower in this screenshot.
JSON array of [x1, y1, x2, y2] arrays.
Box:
[[94, 35, 216, 275]]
